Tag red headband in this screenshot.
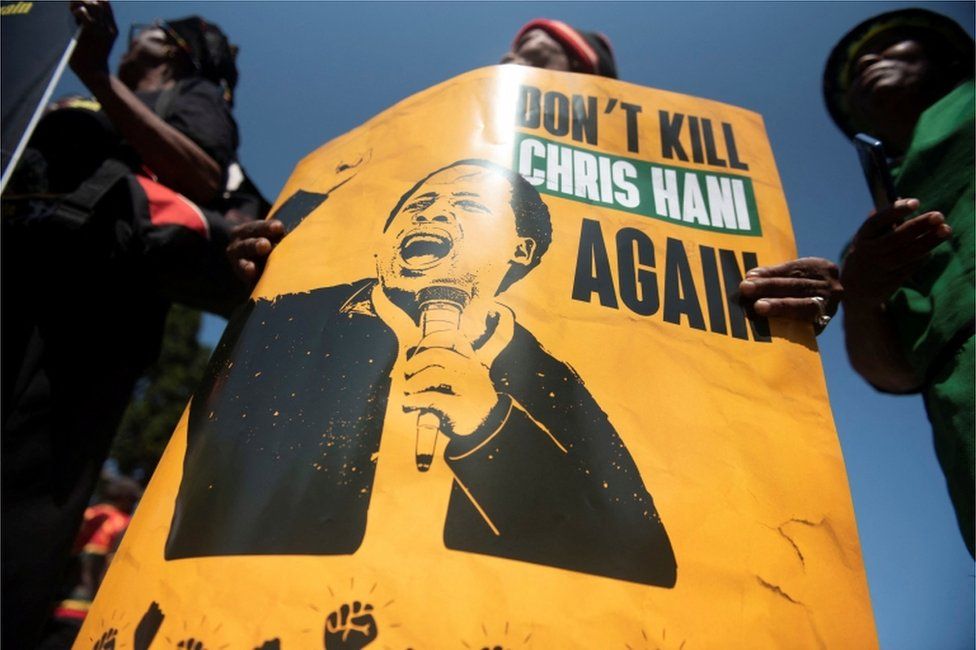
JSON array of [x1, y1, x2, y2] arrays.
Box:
[[513, 18, 599, 74]]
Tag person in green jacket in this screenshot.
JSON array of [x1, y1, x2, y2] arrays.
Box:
[[824, 8, 975, 556]]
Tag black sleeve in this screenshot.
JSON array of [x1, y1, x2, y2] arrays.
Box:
[[163, 78, 239, 172], [134, 80, 245, 314], [166, 284, 398, 559], [441, 327, 677, 588], [139, 208, 251, 317]]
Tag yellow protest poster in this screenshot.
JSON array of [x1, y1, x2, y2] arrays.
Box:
[[79, 66, 877, 649]]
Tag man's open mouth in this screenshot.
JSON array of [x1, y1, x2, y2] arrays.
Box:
[[398, 228, 454, 269]]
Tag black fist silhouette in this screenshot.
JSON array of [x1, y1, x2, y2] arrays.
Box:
[[93, 628, 117, 650], [134, 602, 165, 650], [324, 601, 377, 649], [177, 638, 206, 650]]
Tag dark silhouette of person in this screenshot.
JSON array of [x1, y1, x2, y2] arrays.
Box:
[[2, 3, 254, 646], [167, 159, 677, 588], [823, 9, 974, 555]]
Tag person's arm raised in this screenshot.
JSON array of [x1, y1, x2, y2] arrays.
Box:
[[69, 0, 222, 204]]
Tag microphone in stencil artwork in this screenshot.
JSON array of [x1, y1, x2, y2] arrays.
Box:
[[414, 285, 469, 471]]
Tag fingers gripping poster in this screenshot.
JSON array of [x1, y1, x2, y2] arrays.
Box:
[[80, 67, 877, 649]]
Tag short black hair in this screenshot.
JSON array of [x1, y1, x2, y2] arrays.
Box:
[[384, 159, 552, 293]]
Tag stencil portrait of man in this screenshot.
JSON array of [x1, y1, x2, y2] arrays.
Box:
[[166, 159, 677, 588]]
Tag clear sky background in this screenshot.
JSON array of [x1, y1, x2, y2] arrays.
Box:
[[53, 2, 975, 648]]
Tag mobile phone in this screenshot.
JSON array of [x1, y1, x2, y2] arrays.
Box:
[[853, 133, 897, 210]]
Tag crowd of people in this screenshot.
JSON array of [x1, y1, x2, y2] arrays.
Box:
[[1, 2, 971, 647]]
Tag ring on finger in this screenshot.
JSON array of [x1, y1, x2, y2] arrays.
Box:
[[811, 296, 831, 329]]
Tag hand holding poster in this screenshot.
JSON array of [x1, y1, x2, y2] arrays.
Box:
[[80, 66, 877, 649]]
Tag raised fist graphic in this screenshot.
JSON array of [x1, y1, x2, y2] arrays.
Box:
[[134, 601, 165, 650], [93, 628, 117, 650], [324, 601, 377, 649]]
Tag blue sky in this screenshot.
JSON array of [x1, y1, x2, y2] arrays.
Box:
[[53, 2, 974, 648]]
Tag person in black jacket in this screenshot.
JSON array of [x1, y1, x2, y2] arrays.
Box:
[[1, 3, 255, 646], [167, 159, 678, 588]]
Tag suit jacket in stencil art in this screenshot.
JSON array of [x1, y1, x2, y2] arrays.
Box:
[[167, 279, 677, 588]]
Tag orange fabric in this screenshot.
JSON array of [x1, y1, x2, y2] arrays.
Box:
[[75, 504, 130, 556], [136, 175, 211, 239]]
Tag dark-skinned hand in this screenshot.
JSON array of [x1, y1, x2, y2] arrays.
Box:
[[69, 0, 117, 82], [738, 256, 842, 334], [841, 198, 951, 306], [226, 219, 285, 286]]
